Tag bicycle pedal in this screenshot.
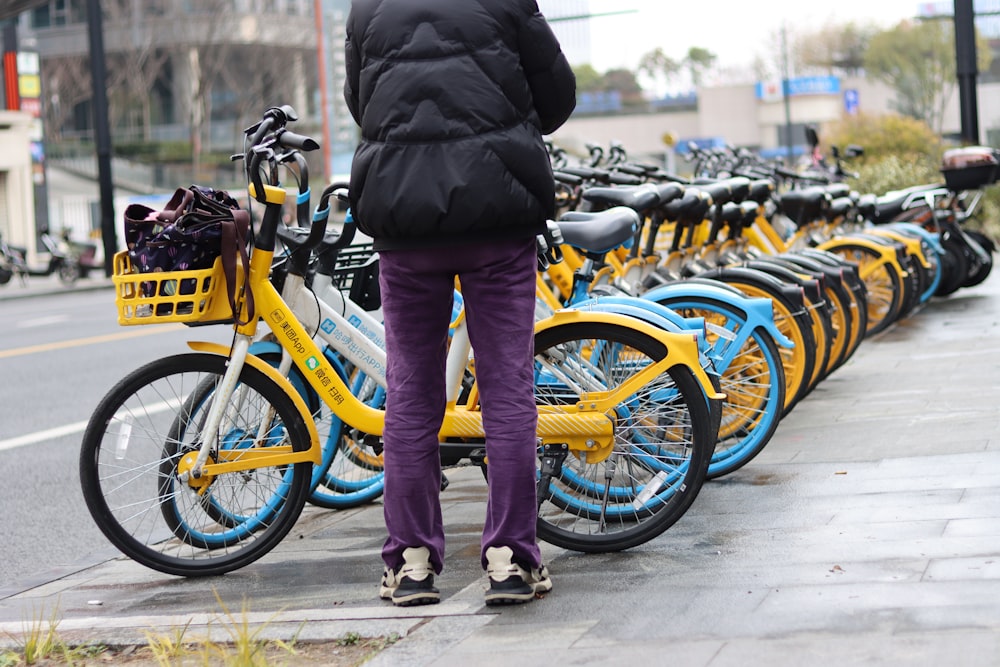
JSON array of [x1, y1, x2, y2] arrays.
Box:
[[468, 447, 487, 468]]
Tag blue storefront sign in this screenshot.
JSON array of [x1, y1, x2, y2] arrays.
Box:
[[756, 75, 841, 100]]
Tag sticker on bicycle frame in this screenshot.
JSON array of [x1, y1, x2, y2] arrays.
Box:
[[273, 311, 347, 406], [321, 318, 336, 334], [347, 314, 385, 349]]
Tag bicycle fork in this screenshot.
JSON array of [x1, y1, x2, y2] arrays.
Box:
[[178, 334, 256, 484]]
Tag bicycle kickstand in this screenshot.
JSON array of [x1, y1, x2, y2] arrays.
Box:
[[536, 442, 569, 511]]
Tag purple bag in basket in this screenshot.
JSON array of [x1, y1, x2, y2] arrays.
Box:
[[123, 185, 254, 323]]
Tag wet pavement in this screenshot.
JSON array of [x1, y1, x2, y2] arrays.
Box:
[[1, 267, 998, 666]]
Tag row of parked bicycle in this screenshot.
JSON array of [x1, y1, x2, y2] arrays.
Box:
[[77, 106, 996, 578], [534, 133, 996, 477]]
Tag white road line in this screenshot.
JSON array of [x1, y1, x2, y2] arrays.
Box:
[[18, 314, 72, 329], [0, 400, 181, 452]]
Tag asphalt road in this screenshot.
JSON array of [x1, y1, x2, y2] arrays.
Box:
[[0, 288, 232, 586]]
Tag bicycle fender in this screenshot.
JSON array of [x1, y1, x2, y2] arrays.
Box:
[[572, 300, 720, 382], [573, 298, 686, 333], [577, 295, 706, 335], [536, 309, 725, 400], [643, 282, 794, 348], [644, 280, 756, 307], [186, 341, 322, 464], [886, 223, 945, 255], [869, 230, 933, 269], [817, 236, 908, 277]]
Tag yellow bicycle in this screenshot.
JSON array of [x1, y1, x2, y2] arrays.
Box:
[[79, 106, 723, 576]]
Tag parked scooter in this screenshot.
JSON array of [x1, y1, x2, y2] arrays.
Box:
[[0, 227, 76, 286], [59, 228, 105, 283]]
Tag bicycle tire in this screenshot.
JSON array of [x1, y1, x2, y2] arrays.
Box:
[[742, 258, 834, 386], [311, 368, 386, 505], [702, 271, 817, 413], [797, 248, 869, 360], [80, 353, 313, 577], [822, 242, 904, 336], [652, 295, 786, 479], [935, 229, 971, 296], [253, 348, 385, 510], [774, 253, 856, 375], [58, 261, 80, 286], [533, 321, 713, 553], [961, 229, 993, 288]]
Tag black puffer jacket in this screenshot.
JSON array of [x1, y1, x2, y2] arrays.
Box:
[[344, 0, 576, 250]]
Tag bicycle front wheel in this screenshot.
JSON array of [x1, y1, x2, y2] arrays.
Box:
[[80, 353, 313, 577], [533, 321, 713, 553]]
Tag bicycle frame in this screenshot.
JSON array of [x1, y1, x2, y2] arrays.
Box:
[[182, 183, 722, 482]]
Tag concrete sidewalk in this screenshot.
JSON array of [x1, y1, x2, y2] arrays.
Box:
[[1, 268, 998, 666]]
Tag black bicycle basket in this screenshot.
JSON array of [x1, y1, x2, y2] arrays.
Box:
[[330, 243, 381, 311]]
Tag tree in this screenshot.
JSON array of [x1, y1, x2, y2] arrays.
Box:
[[794, 22, 880, 76], [602, 68, 645, 107], [824, 113, 943, 195], [637, 46, 717, 92], [102, 0, 170, 142], [572, 64, 605, 93], [864, 19, 992, 133], [684, 47, 716, 87], [637, 47, 680, 94], [41, 56, 92, 141]]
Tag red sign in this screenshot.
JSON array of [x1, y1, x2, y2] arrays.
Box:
[[20, 97, 41, 117]]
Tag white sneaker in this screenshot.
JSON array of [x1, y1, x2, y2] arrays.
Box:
[[379, 546, 440, 607], [484, 546, 552, 606]]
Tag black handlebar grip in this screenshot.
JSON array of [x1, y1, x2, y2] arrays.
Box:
[[277, 129, 320, 152]]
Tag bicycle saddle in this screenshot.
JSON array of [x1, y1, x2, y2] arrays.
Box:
[[747, 179, 775, 205], [822, 183, 852, 199], [581, 184, 660, 212], [559, 165, 643, 186], [663, 189, 712, 223], [718, 201, 746, 225], [776, 187, 831, 226], [276, 224, 345, 254], [855, 193, 879, 221], [654, 182, 686, 206], [689, 177, 751, 207], [557, 207, 640, 254], [825, 196, 854, 222]]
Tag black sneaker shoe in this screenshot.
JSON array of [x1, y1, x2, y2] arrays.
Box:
[[379, 546, 440, 607], [484, 546, 552, 606]]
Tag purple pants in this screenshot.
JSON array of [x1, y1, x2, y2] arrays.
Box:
[[378, 237, 541, 573]]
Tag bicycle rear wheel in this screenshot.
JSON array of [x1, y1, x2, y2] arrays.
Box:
[[653, 295, 786, 479], [79, 353, 313, 577], [533, 321, 713, 552]]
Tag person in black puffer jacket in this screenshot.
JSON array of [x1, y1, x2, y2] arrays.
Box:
[[345, 0, 575, 607]]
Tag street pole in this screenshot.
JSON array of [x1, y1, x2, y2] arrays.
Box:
[[314, 0, 331, 183], [85, 0, 117, 276], [781, 23, 793, 164], [954, 0, 979, 144]]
